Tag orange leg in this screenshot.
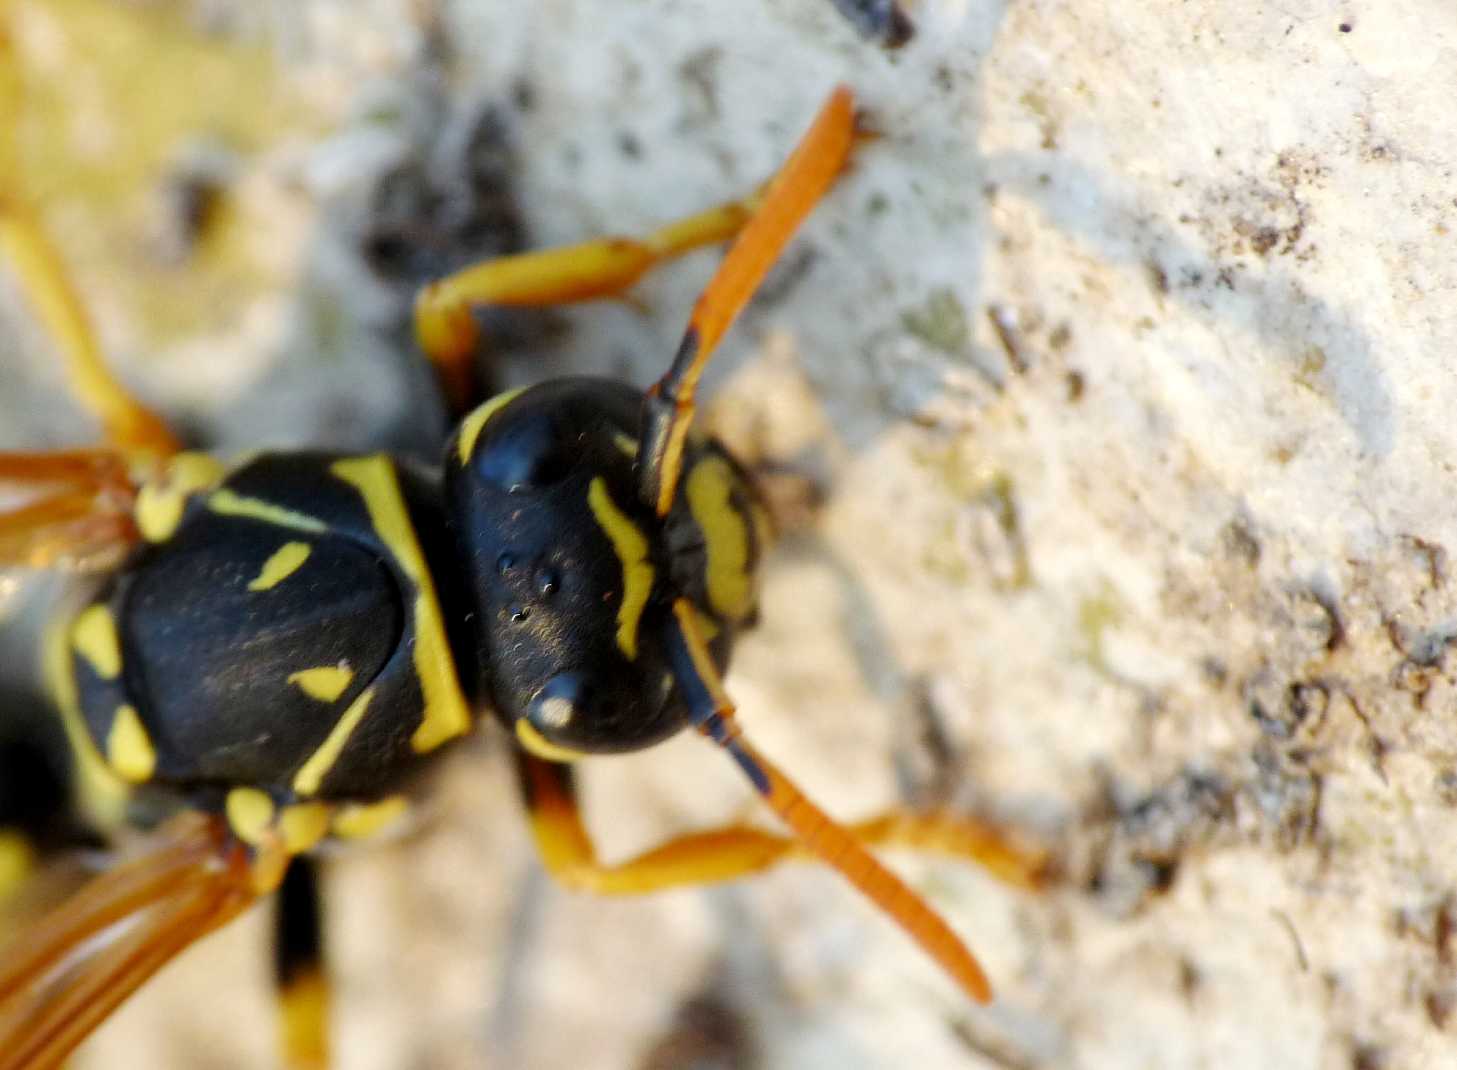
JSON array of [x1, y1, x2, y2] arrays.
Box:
[[662, 598, 995, 1003], [0, 188, 184, 569], [416, 88, 857, 494], [274, 857, 331, 1070], [0, 204, 180, 461], [414, 192, 765, 413], [0, 137, 181, 567], [520, 591, 1049, 1009], [519, 755, 1046, 896], [2, 22, 177, 559], [414, 87, 861, 420], [2, 9, 175, 458]]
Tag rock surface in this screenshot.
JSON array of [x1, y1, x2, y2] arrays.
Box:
[[2, 1, 1456, 1067]]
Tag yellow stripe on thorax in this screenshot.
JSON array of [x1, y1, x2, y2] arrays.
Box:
[[136, 452, 226, 542], [331, 796, 410, 840], [226, 787, 276, 845], [0, 831, 36, 901], [288, 665, 354, 703], [249, 541, 313, 591], [279, 803, 332, 854], [106, 704, 157, 783], [586, 476, 655, 660], [44, 611, 129, 828], [330, 455, 472, 754], [292, 687, 375, 797], [71, 604, 122, 680], [209, 489, 327, 534], [226, 790, 332, 855]]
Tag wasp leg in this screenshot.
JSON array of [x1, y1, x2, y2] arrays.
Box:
[[663, 599, 1006, 1002], [414, 195, 769, 414], [638, 86, 857, 516], [0, 22, 177, 459], [0, 448, 141, 570], [0, 812, 283, 1070], [275, 856, 331, 1070], [0, 203, 180, 460], [517, 753, 1046, 896]]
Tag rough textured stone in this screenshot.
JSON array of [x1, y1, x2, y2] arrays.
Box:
[[3, 1, 1455, 1067]]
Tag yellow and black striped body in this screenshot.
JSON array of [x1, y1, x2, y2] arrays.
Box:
[[62, 451, 472, 841], [0, 90, 1021, 1061], [56, 377, 770, 837]]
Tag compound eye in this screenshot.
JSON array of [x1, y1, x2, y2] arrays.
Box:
[[474, 407, 579, 493]]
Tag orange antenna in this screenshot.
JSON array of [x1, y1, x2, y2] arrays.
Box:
[[666, 600, 993, 1003], [638, 86, 856, 517]]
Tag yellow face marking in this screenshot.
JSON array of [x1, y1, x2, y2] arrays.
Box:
[[330, 456, 472, 754], [516, 719, 588, 763], [685, 456, 754, 622], [331, 796, 410, 840], [287, 665, 354, 703], [226, 787, 276, 846], [292, 687, 375, 797], [456, 386, 527, 465], [248, 541, 313, 591], [135, 452, 226, 542], [106, 704, 157, 783], [612, 431, 639, 458], [71, 604, 122, 680], [209, 489, 328, 534], [586, 476, 655, 660], [279, 803, 333, 854], [0, 830, 36, 900]]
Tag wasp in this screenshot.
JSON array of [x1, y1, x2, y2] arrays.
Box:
[[0, 81, 1044, 1068]]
